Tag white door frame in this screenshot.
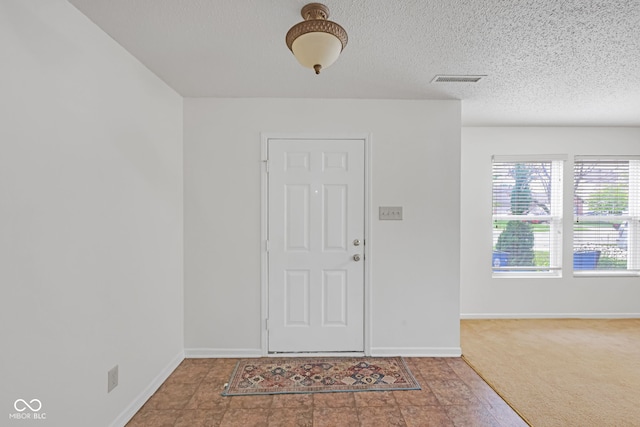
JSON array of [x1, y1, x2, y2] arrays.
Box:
[[261, 133, 372, 356]]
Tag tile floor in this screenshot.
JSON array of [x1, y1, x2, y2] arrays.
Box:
[[126, 357, 528, 427]]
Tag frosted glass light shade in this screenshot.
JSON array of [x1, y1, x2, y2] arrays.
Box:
[[291, 32, 342, 72], [285, 3, 348, 74]]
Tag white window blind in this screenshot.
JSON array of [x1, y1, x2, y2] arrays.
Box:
[[492, 160, 563, 275], [573, 157, 640, 273]]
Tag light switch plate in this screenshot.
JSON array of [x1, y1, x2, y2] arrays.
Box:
[[379, 206, 403, 220]]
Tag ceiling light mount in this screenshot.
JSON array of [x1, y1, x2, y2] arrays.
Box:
[[286, 3, 348, 75]]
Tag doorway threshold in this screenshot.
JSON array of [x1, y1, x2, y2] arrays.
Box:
[[267, 352, 366, 358]]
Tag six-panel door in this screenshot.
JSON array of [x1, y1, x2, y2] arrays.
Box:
[[267, 139, 365, 353]]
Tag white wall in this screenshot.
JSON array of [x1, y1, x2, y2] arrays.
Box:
[[0, 2, 183, 426], [184, 98, 461, 357], [461, 127, 640, 317]]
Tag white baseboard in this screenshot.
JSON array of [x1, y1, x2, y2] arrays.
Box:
[[109, 350, 184, 427], [461, 313, 640, 319], [370, 347, 462, 357], [184, 348, 263, 358], [184, 347, 466, 358]]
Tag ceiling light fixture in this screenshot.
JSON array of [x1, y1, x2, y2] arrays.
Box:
[[286, 3, 348, 75]]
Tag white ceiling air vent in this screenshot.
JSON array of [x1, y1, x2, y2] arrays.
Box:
[[431, 75, 486, 83]]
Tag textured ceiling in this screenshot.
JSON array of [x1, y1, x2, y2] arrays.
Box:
[[67, 0, 640, 126]]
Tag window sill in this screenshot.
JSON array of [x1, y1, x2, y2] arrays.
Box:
[[492, 272, 562, 279], [573, 271, 640, 278]]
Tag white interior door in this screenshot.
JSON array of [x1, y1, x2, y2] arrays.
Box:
[[267, 138, 365, 353]]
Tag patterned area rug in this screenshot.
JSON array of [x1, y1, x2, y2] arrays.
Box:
[[222, 356, 420, 396]]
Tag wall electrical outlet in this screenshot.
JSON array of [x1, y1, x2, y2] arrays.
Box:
[[108, 365, 119, 393], [379, 206, 403, 220]]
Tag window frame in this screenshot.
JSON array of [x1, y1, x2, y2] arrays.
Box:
[[573, 156, 640, 277], [491, 155, 565, 278]]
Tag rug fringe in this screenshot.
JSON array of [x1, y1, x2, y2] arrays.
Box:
[[221, 360, 241, 396]]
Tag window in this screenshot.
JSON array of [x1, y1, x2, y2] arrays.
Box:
[[492, 157, 563, 276], [573, 157, 640, 274]]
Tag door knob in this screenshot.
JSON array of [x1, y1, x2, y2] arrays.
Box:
[[353, 254, 361, 262]]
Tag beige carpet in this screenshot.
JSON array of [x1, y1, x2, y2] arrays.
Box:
[[461, 319, 640, 427]]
